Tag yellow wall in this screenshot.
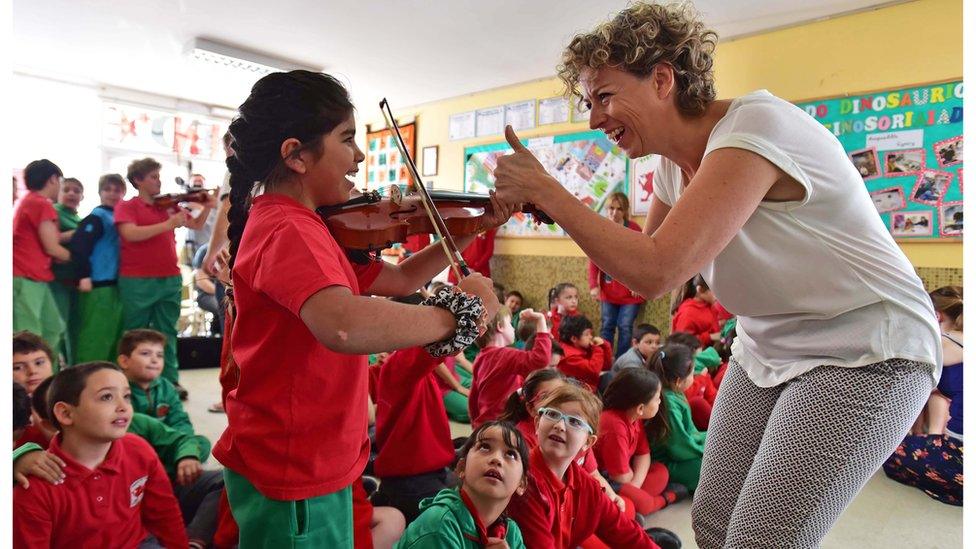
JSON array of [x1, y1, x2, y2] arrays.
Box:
[[365, 0, 962, 268]]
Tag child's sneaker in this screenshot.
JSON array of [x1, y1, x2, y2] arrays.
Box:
[[664, 482, 690, 504]]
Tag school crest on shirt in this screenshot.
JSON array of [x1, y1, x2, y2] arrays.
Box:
[[130, 476, 148, 507], [155, 404, 170, 418]]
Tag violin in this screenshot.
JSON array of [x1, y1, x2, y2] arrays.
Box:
[[337, 98, 552, 280], [317, 188, 553, 252], [152, 188, 215, 209]]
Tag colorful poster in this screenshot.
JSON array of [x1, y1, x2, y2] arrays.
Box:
[[795, 80, 963, 239], [464, 130, 628, 237], [366, 122, 415, 189], [102, 102, 228, 160], [629, 154, 661, 216]]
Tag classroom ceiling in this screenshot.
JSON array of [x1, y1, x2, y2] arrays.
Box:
[[14, 0, 899, 113]]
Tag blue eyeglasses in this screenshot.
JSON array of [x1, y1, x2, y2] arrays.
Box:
[[538, 407, 593, 434]]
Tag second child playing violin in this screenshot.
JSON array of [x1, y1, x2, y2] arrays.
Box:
[[213, 71, 509, 548]]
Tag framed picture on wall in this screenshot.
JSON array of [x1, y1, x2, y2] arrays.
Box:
[[939, 201, 963, 237], [629, 154, 661, 216], [365, 122, 415, 189], [910, 169, 953, 206], [422, 145, 438, 177], [870, 186, 906, 213], [849, 147, 881, 180], [890, 210, 933, 238], [883, 149, 925, 177]]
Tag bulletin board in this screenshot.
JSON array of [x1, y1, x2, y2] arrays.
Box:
[[794, 80, 963, 240], [365, 122, 415, 190], [463, 130, 629, 237]]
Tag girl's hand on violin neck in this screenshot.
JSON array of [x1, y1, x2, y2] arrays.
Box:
[[457, 273, 501, 326], [493, 125, 558, 207], [481, 190, 518, 230]]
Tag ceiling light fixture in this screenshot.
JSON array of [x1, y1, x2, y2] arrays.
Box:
[[187, 38, 320, 76]]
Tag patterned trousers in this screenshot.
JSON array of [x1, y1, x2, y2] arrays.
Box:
[[692, 358, 933, 548]]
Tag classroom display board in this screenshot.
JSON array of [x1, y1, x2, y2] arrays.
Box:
[[365, 122, 415, 189], [464, 130, 628, 237], [795, 81, 963, 239]]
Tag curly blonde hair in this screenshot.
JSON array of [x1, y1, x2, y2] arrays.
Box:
[[557, 1, 718, 117]]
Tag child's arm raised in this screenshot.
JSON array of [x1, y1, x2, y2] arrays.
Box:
[[300, 274, 499, 355]]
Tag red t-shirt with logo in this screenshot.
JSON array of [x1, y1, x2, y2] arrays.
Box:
[[13, 192, 58, 282], [213, 194, 382, 500], [13, 433, 187, 548], [114, 197, 180, 277]]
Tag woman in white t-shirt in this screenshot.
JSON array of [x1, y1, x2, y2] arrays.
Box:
[[492, 3, 941, 548]]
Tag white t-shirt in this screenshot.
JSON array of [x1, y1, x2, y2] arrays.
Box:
[[653, 90, 942, 387]]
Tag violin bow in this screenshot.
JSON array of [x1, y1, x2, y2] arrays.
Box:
[[379, 98, 471, 280]]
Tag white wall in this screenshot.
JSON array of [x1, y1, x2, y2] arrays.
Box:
[[12, 73, 103, 212]]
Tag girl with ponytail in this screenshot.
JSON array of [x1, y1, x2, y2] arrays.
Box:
[[211, 70, 506, 547], [645, 343, 707, 492], [594, 368, 686, 518]]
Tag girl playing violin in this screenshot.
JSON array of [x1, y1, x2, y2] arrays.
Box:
[[212, 70, 508, 548]]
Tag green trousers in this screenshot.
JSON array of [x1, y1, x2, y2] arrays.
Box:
[[13, 277, 65, 368], [444, 365, 473, 423], [118, 276, 182, 383], [74, 285, 124, 364], [49, 281, 78, 365], [224, 468, 353, 549]]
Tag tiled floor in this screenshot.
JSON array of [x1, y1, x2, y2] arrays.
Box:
[[181, 367, 962, 548]]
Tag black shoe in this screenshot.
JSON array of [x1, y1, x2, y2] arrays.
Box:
[[666, 482, 690, 504], [174, 383, 189, 401], [361, 475, 379, 497], [645, 527, 682, 549]]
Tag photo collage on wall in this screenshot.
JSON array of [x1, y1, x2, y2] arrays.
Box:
[[796, 81, 963, 239]]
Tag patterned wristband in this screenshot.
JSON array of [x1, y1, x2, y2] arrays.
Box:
[[422, 286, 485, 357]]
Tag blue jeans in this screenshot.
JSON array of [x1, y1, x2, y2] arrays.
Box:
[[600, 301, 641, 359]]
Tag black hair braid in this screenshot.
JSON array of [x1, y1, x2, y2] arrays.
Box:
[[223, 70, 354, 271]]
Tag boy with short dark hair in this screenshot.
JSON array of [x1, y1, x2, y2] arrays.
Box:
[[17, 374, 224, 548], [70, 173, 127, 363], [118, 329, 195, 435], [612, 323, 662, 375], [13, 362, 188, 547], [13, 331, 56, 395], [13, 159, 71, 358], [556, 314, 613, 391]]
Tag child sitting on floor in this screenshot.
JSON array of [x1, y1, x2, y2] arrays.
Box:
[[13, 331, 56, 396], [557, 315, 613, 391], [611, 324, 662, 376], [16, 375, 223, 547], [13, 362, 187, 547], [647, 343, 706, 492], [506, 383, 663, 548], [117, 329, 196, 435], [371, 345, 459, 523], [667, 331, 718, 430], [594, 368, 687, 519], [468, 308, 552, 429], [395, 421, 530, 548]]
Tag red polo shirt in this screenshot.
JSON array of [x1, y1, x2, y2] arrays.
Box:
[[373, 347, 455, 478], [13, 433, 187, 548], [556, 340, 612, 391], [506, 447, 657, 549], [671, 298, 720, 348], [213, 194, 382, 500], [114, 196, 180, 277], [547, 308, 579, 340], [13, 191, 58, 282], [593, 409, 650, 477], [587, 221, 645, 305], [468, 334, 552, 428]]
